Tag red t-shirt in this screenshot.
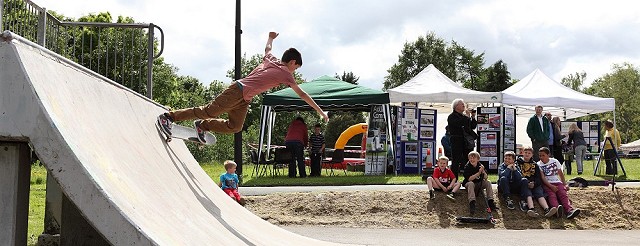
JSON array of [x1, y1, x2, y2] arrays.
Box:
[[238, 53, 297, 102], [285, 120, 308, 146], [433, 167, 456, 184]]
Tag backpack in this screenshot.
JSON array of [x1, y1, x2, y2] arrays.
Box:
[[568, 177, 588, 188]]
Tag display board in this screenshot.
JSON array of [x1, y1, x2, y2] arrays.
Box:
[[476, 107, 502, 171], [365, 105, 388, 175], [395, 103, 437, 174], [560, 121, 601, 153], [502, 107, 517, 155]]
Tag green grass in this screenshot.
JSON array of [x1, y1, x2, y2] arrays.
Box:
[[26, 158, 639, 245], [28, 164, 47, 246]]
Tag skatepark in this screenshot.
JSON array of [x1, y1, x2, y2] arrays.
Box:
[[0, 31, 348, 245], [2, 30, 640, 246]]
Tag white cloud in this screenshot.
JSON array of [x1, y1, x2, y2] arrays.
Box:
[[34, 0, 640, 90]]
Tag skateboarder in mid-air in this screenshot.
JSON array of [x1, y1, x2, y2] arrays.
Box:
[[158, 32, 329, 143]]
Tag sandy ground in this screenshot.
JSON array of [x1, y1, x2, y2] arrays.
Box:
[[245, 186, 640, 230]]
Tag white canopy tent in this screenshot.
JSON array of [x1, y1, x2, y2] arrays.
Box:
[[388, 64, 502, 107], [620, 139, 640, 152], [502, 69, 616, 120]]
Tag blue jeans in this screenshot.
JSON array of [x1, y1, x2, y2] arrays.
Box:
[[286, 141, 306, 178], [574, 145, 587, 173], [498, 169, 528, 198]]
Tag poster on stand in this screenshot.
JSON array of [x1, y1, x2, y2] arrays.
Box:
[[401, 118, 418, 141], [404, 142, 418, 155], [365, 105, 388, 175], [421, 141, 435, 169], [404, 155, 419, 168], [502, 107, 516, 155], [420, 114, 435, 126], [480, 132, 497, 145]]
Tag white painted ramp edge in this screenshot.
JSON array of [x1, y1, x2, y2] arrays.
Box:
[[0, 32, 348, 245]]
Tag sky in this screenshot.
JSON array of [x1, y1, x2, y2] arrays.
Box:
[[40, 0, 640, 91]]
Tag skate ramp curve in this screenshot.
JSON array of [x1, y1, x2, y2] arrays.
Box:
[[0, 32, 344, 245]]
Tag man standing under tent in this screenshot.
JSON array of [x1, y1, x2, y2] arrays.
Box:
[[526, 105, 550, 161]]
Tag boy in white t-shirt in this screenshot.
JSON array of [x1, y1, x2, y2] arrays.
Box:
[[538, 147, 580, 219]]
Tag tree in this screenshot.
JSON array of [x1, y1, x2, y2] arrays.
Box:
[[383, 32, 487, 91], [454, 43, 486, 90], [335, 71, 359, 85], [481, 60, 512, 92], [561, 71, 587, 91], [383, 32, 459, 90], [584, 63, 640, 143]]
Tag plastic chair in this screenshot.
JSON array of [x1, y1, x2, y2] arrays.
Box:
[[323, 149, 346, 176], [274, 148, 292, 176]]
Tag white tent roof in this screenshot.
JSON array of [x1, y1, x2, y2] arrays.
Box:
[[502, 69, 615, 119], [620, 139, 640, 151], [388, 64, 502, 104]]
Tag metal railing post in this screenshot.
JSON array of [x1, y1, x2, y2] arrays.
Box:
[[1, 0, 4, 31], [146, 23, 154, 99], [37, 7, 46, 46]]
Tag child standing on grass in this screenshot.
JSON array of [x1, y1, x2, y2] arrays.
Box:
[[219, 160, 245, 206], [426, 156, 461, 200], [462, 151, 497, 215], [157, 32, 329, 143], [538, 147, 581, 219]]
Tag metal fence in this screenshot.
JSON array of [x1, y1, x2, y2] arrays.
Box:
[[1, 0, 163, 98]]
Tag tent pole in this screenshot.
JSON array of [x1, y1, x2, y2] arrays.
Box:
[[384, 104, 395, 176], [255, 105, 268, 177], [267, 110, 276, 153]]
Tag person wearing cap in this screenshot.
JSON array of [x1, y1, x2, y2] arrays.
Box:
[[526, 105, 550, 161]]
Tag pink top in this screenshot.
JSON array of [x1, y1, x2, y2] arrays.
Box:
[[238, 53, 297, 102]]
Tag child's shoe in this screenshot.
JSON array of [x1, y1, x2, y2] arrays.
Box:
[[527, 208, 539, 218], [446, 192, 456, 201], [157, 113, 173, 135], [487, 199, 499, 211], [194, 120, 207, 144], [519, 200, 528, 212], [505, 197, 515, 210], [238, 197, 246, 206], [429, 190, 435, 200], [544, 206, 558, 217], [469, 200, 476, 215], [556, 205, 564, 218], [566, 208, 581, 219]]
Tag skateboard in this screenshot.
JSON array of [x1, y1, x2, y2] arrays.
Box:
[[456, 191, 497, 225], [157, 122, 217, 146]]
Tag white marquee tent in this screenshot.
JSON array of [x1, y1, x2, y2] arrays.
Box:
[[502, 69, 616, 120], [389, 64, 502, 106]]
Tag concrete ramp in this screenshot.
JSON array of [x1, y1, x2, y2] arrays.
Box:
[[0, 32, 342, 245]]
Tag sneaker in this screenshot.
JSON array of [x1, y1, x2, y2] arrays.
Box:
[[556, 205, 564, 218], [519, 200, 528, 212], [193, 120, 207, 143], [446, 192, 456, 201], [566, 208, 581, 219], [469, 200, 476, 215], [527, 209, 539, 218], [157, 113, 173, 135], [544, 207, 558, 217], [429, 190, 435, 200], [505, 197, 515, 210], [487, 199, 499, 211], [238, 197, 246, 206]]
